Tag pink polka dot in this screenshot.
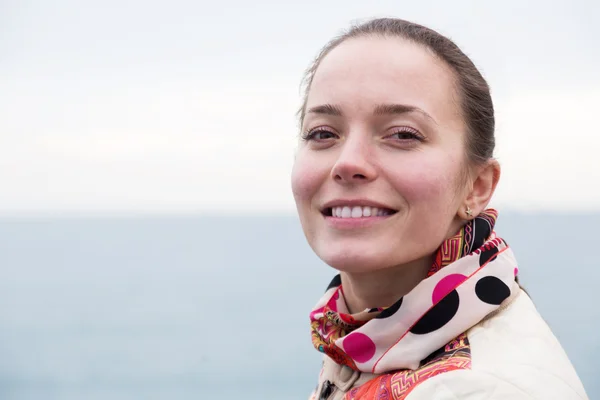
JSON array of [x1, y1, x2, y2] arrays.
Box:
[[342, 332, 376, 363], [327, 291, 341, 312], [514, 267, 519, 276], [432, 274, 468, 304]]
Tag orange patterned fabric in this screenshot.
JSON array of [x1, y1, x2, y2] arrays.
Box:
[[345, 333, 472, 400]]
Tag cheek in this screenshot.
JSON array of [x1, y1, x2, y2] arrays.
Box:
[[389, 153, 462, 207], [291, 151, 325, 208]]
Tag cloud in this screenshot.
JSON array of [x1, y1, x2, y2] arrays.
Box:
[[0, 79, 302, 214], [492, 89, 600, 211], [1, 0, 599, 214], [2, 85, 598, 215]]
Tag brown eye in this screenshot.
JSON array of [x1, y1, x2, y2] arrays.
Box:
[[303, 129, 339, 141], [387, 127, 424, 142], [390, 132, 418, 140]]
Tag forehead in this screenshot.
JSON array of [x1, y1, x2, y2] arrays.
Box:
[[306, 36, 461, 125]]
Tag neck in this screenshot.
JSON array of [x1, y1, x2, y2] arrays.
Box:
[[341, 256, 433, 314]]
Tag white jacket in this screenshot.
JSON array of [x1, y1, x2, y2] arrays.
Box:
[[312, 290, 588, 399]]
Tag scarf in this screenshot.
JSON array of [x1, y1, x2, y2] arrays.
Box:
[[309, 209, 519, 374]]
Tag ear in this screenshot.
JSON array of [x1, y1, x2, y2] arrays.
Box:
[[463, 159, 501, 218]]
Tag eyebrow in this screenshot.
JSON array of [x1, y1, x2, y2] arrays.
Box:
[[306, 103, 437, 125], [373, 103, 437, 125], [306, 104, 343, 116]]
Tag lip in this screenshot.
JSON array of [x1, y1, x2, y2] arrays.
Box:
[[320, 199, 398, 230], [323, 213, 395, 230], [321, 199, 397, 212]]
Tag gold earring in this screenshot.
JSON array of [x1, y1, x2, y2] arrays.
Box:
[[466, 206, 473, 218]]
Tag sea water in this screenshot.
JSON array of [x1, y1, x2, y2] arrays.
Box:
[[0, 213, 597, 399]]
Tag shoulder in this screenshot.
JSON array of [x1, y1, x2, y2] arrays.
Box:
[[405, 368, 586, 399], [409, 290, 588, 400]]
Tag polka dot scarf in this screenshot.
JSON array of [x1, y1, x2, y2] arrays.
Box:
[[309, 209, 520, 373]]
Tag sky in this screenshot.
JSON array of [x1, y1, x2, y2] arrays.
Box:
[[1, 0, 599, 215]]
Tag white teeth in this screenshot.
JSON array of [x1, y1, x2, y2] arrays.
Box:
[[330, 206, 393, 218]]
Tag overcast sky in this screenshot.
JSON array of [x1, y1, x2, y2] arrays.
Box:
[[1, 0, 599, 215]]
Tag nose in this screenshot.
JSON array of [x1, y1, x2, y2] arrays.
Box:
[[330, 137, 377, 184]]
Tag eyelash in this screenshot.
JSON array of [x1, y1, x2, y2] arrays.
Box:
[[301, 127, 338, 141], [301, 126, 424, 142], [386, 126, 425, 142]]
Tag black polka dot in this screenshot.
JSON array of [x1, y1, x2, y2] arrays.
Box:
[[475, 276, 510, 305], [410, 290, 459, 335], [376, 297, 403, 319], [479, 246, 499, 267], [326, 275, 342, 291]]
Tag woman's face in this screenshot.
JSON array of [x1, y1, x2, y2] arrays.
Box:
[[291, 37, 471, 273]]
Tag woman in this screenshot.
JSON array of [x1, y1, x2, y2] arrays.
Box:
[[291, 18, 588, 400]]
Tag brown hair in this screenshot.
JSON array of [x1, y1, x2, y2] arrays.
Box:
[[298, 18, 495, 165]]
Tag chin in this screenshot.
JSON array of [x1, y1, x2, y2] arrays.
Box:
[[316, 245, 393, 274]]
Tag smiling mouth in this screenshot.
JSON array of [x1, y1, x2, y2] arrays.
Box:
[[323, 206, 398, 218]]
